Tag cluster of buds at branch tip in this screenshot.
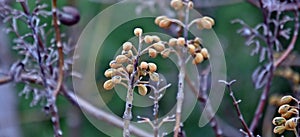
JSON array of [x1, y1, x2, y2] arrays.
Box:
[[272, 95, 299, 135]]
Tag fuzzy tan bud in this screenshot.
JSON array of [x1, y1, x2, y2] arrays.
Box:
[[196, 18, 212, 29], [111, 75, 122, 84], [152, 35, 161, 42], [177, 37, 185, 46], [159, 19, 172, 29], [202, 16, 215, 26], [149, 72, 160, 82], [148, 63, 157, 72], [272, 117, 286, 126], [193, 53, 204, 64], [188, 1, 194, 9], [126, 64, 134, 73], [138, 84, 148, 96], [122, 42, 133, 51], [104, 68, 116, 78], [109, 60, 122, 69], [278, 104, 290, 114], [273, 126, 285, 134], [187, 44, 196, 54], [144, 35, 153, 44], [103, 80, 115, 90], [285, 117, 298, 130], [122, 50, 133, 58], [148, 48, 157, 58], [168, 38, 177, 46], [155, 16, 167, 25], [140, 61, 148, 70], [170, 0, 183, 10], [115, 55, 128, 64], [161, 48, 171, 58], [201, 48, 209, 59], [152, 42, 165, 52], [134, 28, 143, 36], [280, 95, 295, 104]]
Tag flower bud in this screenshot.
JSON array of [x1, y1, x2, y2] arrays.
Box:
[[196, 18, 212, 29], [122, 50, 133, 58], [115, 55, 128, 64], [152, 42, 165, 52], [273, 126, 285, 134], [194, 37, 202, 45], [103, 80, 115, 90], [159, 19, 171, 29], [187, 44, 196, 54], [168, 38, 177, 46], [188, 1, 194, 9], [152, 35, 161, 42], [144, 35, 153, 44], [122, 42, 133, 51], [149, 72, 160, 82], [140, 61, 148, 70], [177, 37, 185, 46], [193, 53, 204, 64], [148, 48, 157, 58], [138, 84, 148, 96], [278, 104, 290, 114], [155, 16, 167, 25], [170, 0, 183, 10], [280, 95, 295, 104], [109, 60, 122, 68], [202, 16, 215, 26], [148, 63, 157, 72], [201, 48, 209, 59], [293, 73, 300, 83], [285, 117, 298, 130], [272, 117, 286, 126], [161, 48, 171, 58], [126, 64, 134, 73], [134, 28, 143, 36], [104, 68, 116, 78], [111, 75, 122, 84]]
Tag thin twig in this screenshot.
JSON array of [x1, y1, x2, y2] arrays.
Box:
[[219, 80, 254, 137], [246, 0, 300, 11], [52, 0, 64, 97]]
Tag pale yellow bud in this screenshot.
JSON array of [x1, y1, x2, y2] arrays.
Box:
[[138, 84, 148, 96], [187, 44, 196, 54], [149, 72, 160, 82], [193, 53, 204, 64], [134, 28, 143, 36], [159, 19, 171, 29], [280, 95, 295, 104], [151, 35, 161, 42], [161, 48, 171, 58], [104, 68, 116, 78], [140, 61, 148, 70], [177, 37, 185, 46], [148, 63, 157, 72], [103, 80, 115, 90], [168, 38, 177, 46], [201, 48, 209, 59], [122, 50, 133, 58], [202, 16, 215, 26], [285, 117, 298, 130], [126, 64, 134, 73], [122, 42, 133, 51], [115, 55, 128, 64], [148, 48, 157, 58], [278, 104, 290, 114], [152, 42, 165, 52], [272, 117, 286, 126], [170, 0, 183, 10], [273, 126, 285, 134], [109, 60, 122, 68], [155, 16, 167, 25], [144, 35, 153, 44], [196, 18, 212, 29], [188, 1, 194, 9], [111, 75, 122, 84]]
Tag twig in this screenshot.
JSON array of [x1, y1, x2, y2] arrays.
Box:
[[174, 1, 189, 136], [51, 0, 64, 97], [219, 80, 254, 137], [246, 0, 300, 11], [274, 2, 299, 68]]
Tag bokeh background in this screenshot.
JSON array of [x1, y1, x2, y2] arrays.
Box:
[[0, 0, 299, 137]]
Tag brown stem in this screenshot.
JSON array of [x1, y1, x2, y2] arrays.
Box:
[[51, 0, 64, 97], [219, 80, 254, 137]]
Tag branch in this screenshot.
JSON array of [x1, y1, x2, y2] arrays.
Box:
[[51, 0, 64, 97], [246, 0, 300, 11], [219, 80, 254, 137]]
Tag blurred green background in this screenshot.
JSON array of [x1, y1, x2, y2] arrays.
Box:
[[3, 0, 299, 137]]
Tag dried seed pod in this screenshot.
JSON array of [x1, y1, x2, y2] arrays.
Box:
[[161, 48, 171, 58], [177, 37, 185, 46], [188, 1, 194, 9], [111, 75, 122, 84], [170, 0, 183, 10], [103, 80, 115, 90], [273, 126, 285, 134], [149, 72, 160, 82], [278, 104, 291, 114], [272, 117, 286, 126], [168, 38, 177, 46], [159, 19, 171, 29], [109, 60, 122, 68], [148, 63, 157, 72], [148, 48, 157, 58], [202, 16, 215, 26], [104, 68, 116, 78], [152, 35, 161, 42], [58, 6, 80, 26], [122, 42, 133, 51], [187, 44, 196, 54], [285, 117, 298, 130], [115, 55, 128, 64], [144, 35, 153, 44], [152, 42, 165, 52], [201, 48, 209, 59], [140, 61, 148, 70], [138, 84, 148, 96], [134, 28, 143, 36], [126, 64, 134, 73], [155, 16, 167, 25], [280, 95, 295, 104], [193, 53, 204, 64]]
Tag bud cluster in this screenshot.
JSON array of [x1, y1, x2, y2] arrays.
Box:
[[103, 28, 160, 96], [272, 95, 299, 135]]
